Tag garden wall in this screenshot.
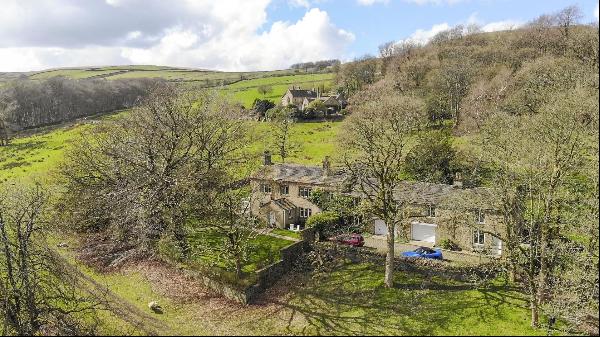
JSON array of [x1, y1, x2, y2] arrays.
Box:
[[187, 228, 315, 305], [318, 242, 502, 283]]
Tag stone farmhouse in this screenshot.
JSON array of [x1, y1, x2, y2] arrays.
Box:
[[280, 87, 346, 114], [250, 152, 506, 256]]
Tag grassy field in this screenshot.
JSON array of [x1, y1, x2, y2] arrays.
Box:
[[187, 229, 294, 275], [50, 240, 546, 336], [11, 65, 334, 109], [223, 73, 334, 108], [0, 117, 342, 184], [0, 124, 90, 183], [271, 228, 302, 240]]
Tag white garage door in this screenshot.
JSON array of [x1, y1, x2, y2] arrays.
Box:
[[411, 222, 437, 243], [374, 219, 387, 235]]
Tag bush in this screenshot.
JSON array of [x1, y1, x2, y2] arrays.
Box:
[[305, 211, 340, 240], [438, 239, 461, 251], [158, 235, 185, 262]]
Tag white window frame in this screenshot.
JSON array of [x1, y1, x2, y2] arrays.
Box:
[[280, 184, 289, 195], [299, 208, 312, 218], [260, 183, 272, 193], [427, 205, 436, 218], [473, 229, 485, 246], [299, 186, 312, 198], [476, 209, 485, 224]]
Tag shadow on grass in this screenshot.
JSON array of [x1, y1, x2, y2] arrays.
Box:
[[255, 262, 533, 336], [2, 140, 46, 154]]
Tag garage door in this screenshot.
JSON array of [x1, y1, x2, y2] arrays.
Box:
[[374, 219, 387, 235], [411, 222, 437, 243]]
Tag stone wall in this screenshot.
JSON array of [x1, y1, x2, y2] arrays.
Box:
[[184, 270, 254, 304], [319, 242, 502, 283], [187, 228, 315, 305]]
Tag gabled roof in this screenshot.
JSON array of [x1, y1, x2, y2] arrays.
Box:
[[287, 89, 317, 98], [251, 163, 345, 186], [252, 163, 500, 210], [271, 198, 298, 211], [393, 181, 456, 205]]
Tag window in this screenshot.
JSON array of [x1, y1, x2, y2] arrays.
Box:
[[299, 186, 312, 198], [280, 184, 289, 195], [260, 184, 272, 193], [473, 229, 485, 246], [427, 205, 436, 217], [299, 208, 312, 218], [476, 209, 485, 224]]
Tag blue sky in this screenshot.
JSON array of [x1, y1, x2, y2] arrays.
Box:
[[267, 0, 600, 59], [0, 0, 598, 72]]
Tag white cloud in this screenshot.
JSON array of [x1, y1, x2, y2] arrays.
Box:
[[400, 23, 451, 44], [481, 20, 521, 32], [120, 8, 354, 71], [396, 15, 523, 46], [0, 1, 354, 72], [404, 0, 465, 5], [595, 3, 599, 21], [288, 0, 311, 8], [357, 0, 389, 5]]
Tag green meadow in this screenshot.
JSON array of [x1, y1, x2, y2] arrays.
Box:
[[223, 73, 334, 107], [0, 117, 342, 184]]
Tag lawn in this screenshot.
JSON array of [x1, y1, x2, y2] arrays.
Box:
[[187, 229, 294, 276], [0, 124, 90, 183], [51, 238, 548, 336], [278, 262, 543, 336], [271, 228, 302, 240], [223, 73, 334, 107]]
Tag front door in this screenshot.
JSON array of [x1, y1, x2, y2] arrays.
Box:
[[374, 219, 387, 236], [268, 212, 276, 227], [491, 236, 503, 255]]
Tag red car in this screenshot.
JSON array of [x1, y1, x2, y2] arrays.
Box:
[[329, 234, 365, 247]]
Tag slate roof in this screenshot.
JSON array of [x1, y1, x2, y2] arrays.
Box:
[[252, 163, 499, 210], [288, 89, 317, 98], [251, 163, 345, 186], [393, 181, 456, 205], [271, 198, 298, 211]]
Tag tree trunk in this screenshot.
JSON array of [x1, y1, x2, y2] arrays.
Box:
[[531, 290, 539, 327], [384, 222, 395, 288], [235, 255, 242, 279]]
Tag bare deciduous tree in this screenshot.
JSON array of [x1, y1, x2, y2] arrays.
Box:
[[192, 187, 261, 279], [0, 184, 97, 336], [342, 95, 427, 288], [59, 84, 248, 268], [269, 106, 298, 163], [482, 87, 599, 327]]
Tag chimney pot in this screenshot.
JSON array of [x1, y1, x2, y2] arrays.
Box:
[[322, 156, 331, 177], [263, 151, 272, 166], [453, 172, 463, 188]]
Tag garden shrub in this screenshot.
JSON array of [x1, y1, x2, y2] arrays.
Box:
[[158, 235, 185, 262], [305, 211, 340, 240], [439, 239, 462, 251]]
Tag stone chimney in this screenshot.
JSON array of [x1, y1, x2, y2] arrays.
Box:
[[322, 156, 331, 177], [263, 151, 272, 166], [453, 172, 463, 188]]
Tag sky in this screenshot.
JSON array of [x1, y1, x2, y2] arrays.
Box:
[[0, 0, 598, 72]]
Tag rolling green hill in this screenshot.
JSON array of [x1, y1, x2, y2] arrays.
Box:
[[3, 65, 334, 108]]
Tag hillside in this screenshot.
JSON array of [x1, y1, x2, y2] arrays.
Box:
[[339, 24, 598, 133], [0, 66, 333, 132], [0, 10, 598, 336]]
